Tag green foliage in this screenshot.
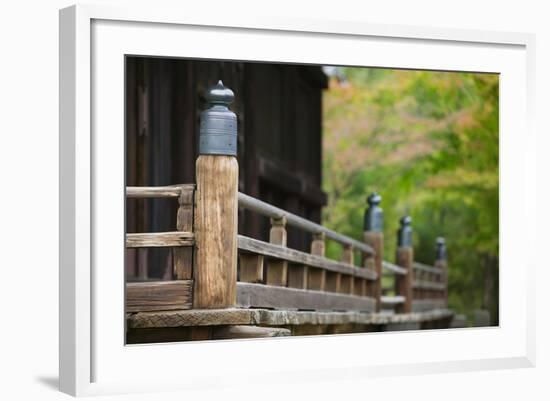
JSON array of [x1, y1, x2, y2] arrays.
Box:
[[323, 68, 499, 324]]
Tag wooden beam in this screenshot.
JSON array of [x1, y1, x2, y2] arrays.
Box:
[[126, 280, 193, 312], [413, 281, 446, 291], [126, 232, 194, 248], [128, 307, 453, 329], [382, 261, 407, 275], [238, 192, 374, 255], [238, 235, 377, 280], [236, 282, 376, 312], [413, 262, 444, 275], [126, 184, 195, 198]]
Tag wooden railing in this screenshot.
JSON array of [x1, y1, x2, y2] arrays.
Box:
[[125, 184, 195, 312], [236, 193, 377, 313], [124, 81, 452, 339]]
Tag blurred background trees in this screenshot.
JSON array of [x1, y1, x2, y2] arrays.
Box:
[[322, 67, 499, 325]]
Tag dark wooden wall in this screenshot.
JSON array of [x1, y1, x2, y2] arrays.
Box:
[[125, 57, 327, 279]]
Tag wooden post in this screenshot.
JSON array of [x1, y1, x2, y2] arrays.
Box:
[[395, 216, 413, 313], [340, 245, 354, 294], [363, 192, 384, 311], [435, 236, 448, 306], [266, 217, 288, 286], [194, 81, 239, 309], [308, 232, 327, 291], [173, 186, 194, 279]]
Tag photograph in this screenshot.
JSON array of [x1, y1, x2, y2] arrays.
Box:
[[124, 57, 499, 344]]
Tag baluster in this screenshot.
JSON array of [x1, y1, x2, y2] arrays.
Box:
[[266, 217, 288, 286], [308, 232, 326, 291], [395, 216, 413, 313], [340, 244, 354, 295], [363, 192, 383, 308], [435, 236, 448, 305]]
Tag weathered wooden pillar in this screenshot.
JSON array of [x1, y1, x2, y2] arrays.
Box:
[[435, 236, 448, 305], [194, 81, 239, 309], [395, 216, 413, 313], [363, 192, 383, 311], [266, 217, 288, 286], [308, 232, 327, 291]]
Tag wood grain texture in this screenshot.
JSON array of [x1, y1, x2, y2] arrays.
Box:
[[324, 271, 341, 293], [396, 247, 414, 313], [238, 192, 374, 255], [239, 254, 264, 283], [174, 187, 194, 279], [128, 307, 453, 328], [126, 280, 193, 312], [341, 244, 354, 265], [339, 274, 354, 295], [288, 263, 309, 289], [308, 233, 326, 291], [382, 260, 407, 275], [126, 232, 194, 248], [194, 155, 239, 308], [238, 236, 377, 280], [364, 231, 383, 311], [237, 282, 376, 312], [266, 217, 288, 286], [354, 278, 367, 297], [126, 184, 195, 198]]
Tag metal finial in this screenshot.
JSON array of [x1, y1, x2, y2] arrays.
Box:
[[364, 192, 383, 232], [199, 80, 237, 156], [397, 215, 413, 247], [205, 80, 235, 106], [436, 236, 447, 260]]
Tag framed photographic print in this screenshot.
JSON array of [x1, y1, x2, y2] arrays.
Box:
[[59, 4, 535, 396]]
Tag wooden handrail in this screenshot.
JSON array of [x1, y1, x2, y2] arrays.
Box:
[[126, 184, 195, 198], [382, 261, 407, 275], [238, 235, 377, 280], [413, 281, 446, 291], [238, 192, 374, 255], [413, 262, 444, 275]]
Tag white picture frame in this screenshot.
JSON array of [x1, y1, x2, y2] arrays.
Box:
[[59, 4, 535, 397]]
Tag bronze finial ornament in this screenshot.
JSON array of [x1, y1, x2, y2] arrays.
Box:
[[397, 215, 413, 247], [199, 80, 237, 156], [364, 192, 383, 232]]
